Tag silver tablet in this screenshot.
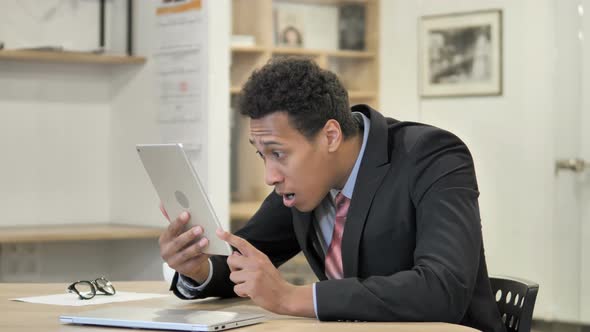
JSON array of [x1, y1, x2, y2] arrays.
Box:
[[137, 143, 232, 256], [60, 307, 265, 331]]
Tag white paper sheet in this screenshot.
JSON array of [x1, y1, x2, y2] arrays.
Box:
[[12, 291, 169, 306], [154, 0, 208, 123]]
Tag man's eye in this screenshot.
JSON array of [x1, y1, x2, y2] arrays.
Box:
[[256, 151, 265, 160], [272, 151, 283, 159]]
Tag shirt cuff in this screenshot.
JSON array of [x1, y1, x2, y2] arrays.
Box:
[[312, 282, 319, 319], [176, 259, 214, 298]]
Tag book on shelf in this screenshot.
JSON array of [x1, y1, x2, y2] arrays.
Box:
[[339, 4, 366, 51]]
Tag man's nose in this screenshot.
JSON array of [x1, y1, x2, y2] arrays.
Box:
[[264, 162, 283, 186]]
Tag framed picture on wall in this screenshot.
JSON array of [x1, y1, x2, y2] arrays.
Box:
[[274, 3, 306, 48], [419, 9, 502, 97]]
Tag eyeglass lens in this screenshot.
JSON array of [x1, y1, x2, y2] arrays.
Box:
[[94, 277, 116, 295], [70, 281, 95, 300]]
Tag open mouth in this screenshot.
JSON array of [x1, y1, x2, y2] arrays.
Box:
[[282, 193, 296, 207]]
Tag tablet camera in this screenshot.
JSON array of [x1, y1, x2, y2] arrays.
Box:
[[174, 190, 190, 209]]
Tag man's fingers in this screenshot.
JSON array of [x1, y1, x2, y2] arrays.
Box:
[[229, 269, 250, 284], [226, 251, 249, 272], [216, 229, 257, 257], [160, 225, 202, 262], [170, 226, 205, 252], [167, 236, 208, 268], [233, 283, 249, 298], [160, 202, 171, 221], [160, 211, 190, 243]]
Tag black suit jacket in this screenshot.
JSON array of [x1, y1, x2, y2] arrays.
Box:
[[171, 105, 505, 332]]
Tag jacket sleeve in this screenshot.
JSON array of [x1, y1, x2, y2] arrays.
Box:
[[315, 128, 483, 322], [170, 191, 301, 299]]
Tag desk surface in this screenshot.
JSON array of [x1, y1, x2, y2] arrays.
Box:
[[0, 281, 478, 332]]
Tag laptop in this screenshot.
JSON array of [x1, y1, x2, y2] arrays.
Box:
[[60, 307, 265, 331]]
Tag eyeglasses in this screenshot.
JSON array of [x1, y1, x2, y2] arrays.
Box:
[[67, 277, 116, 300]]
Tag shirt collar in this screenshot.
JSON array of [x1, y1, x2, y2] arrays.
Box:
[[330, 112, 371, 201]]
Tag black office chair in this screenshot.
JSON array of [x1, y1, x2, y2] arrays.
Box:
[[489, 275, 539, 332]]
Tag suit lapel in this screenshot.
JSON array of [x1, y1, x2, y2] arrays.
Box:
[[341, 106, 391, 278], [292, 210, 327, 280]]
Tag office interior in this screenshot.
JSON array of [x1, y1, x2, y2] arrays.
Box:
[[0, 0, 588, 331]]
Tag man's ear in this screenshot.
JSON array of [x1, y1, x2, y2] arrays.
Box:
[[323, 119, 342, 153]]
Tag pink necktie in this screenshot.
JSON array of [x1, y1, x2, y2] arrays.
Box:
[[325, 192, 350, 280]]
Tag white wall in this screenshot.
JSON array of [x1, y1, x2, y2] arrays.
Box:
[[0, 1, 113, 226], [0, 0, 230, 282], [0, 0, 230, 228], [0, 1, 101, 51], [380, 0, 559, 320], [108, 0, 162, 227], [206, 0, 231, 229]]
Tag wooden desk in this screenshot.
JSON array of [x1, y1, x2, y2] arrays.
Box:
[[0, 281, 478, 332]]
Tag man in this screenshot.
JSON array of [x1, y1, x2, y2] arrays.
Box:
[[159, 58, 505, 331]]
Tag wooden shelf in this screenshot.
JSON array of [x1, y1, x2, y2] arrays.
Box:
[[231, 48, 375, 60], [0, 224, 164, 243], [233, 86, 375, 100], [326, 50, 376, 59], [349, 90, 377, 99], [271, 48, 375, 59], [0, 50, 147, 65], [230, 201, 262, 221], [271, 47, 322, 56], [279, 0, 368, 5], [231, 46, 267, 54]]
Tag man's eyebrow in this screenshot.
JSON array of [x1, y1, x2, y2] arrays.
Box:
[[248, 138, 283, 146]]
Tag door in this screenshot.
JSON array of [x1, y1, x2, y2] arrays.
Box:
[[578, 0, 590, 322], [553, 0, 590, 323]]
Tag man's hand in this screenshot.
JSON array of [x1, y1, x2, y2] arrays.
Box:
[[159, 204, 210, 283], [217, 229, 315, 317]]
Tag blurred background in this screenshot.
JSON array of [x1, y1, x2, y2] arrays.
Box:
[[0, 0, 588, 330]]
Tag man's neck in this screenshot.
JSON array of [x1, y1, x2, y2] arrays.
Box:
[[334, 132, 363, 190]]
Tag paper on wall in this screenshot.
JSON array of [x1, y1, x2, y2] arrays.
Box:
[[154, 0, 208, 124]]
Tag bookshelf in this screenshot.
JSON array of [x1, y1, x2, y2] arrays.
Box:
[[229, 0, 380, 224], [0, 50, 146, 65]]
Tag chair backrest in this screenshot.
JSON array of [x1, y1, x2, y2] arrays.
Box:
[[489, 275, 539, 332]]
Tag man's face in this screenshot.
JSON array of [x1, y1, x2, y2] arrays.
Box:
[[249, 112, 334, 212]]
